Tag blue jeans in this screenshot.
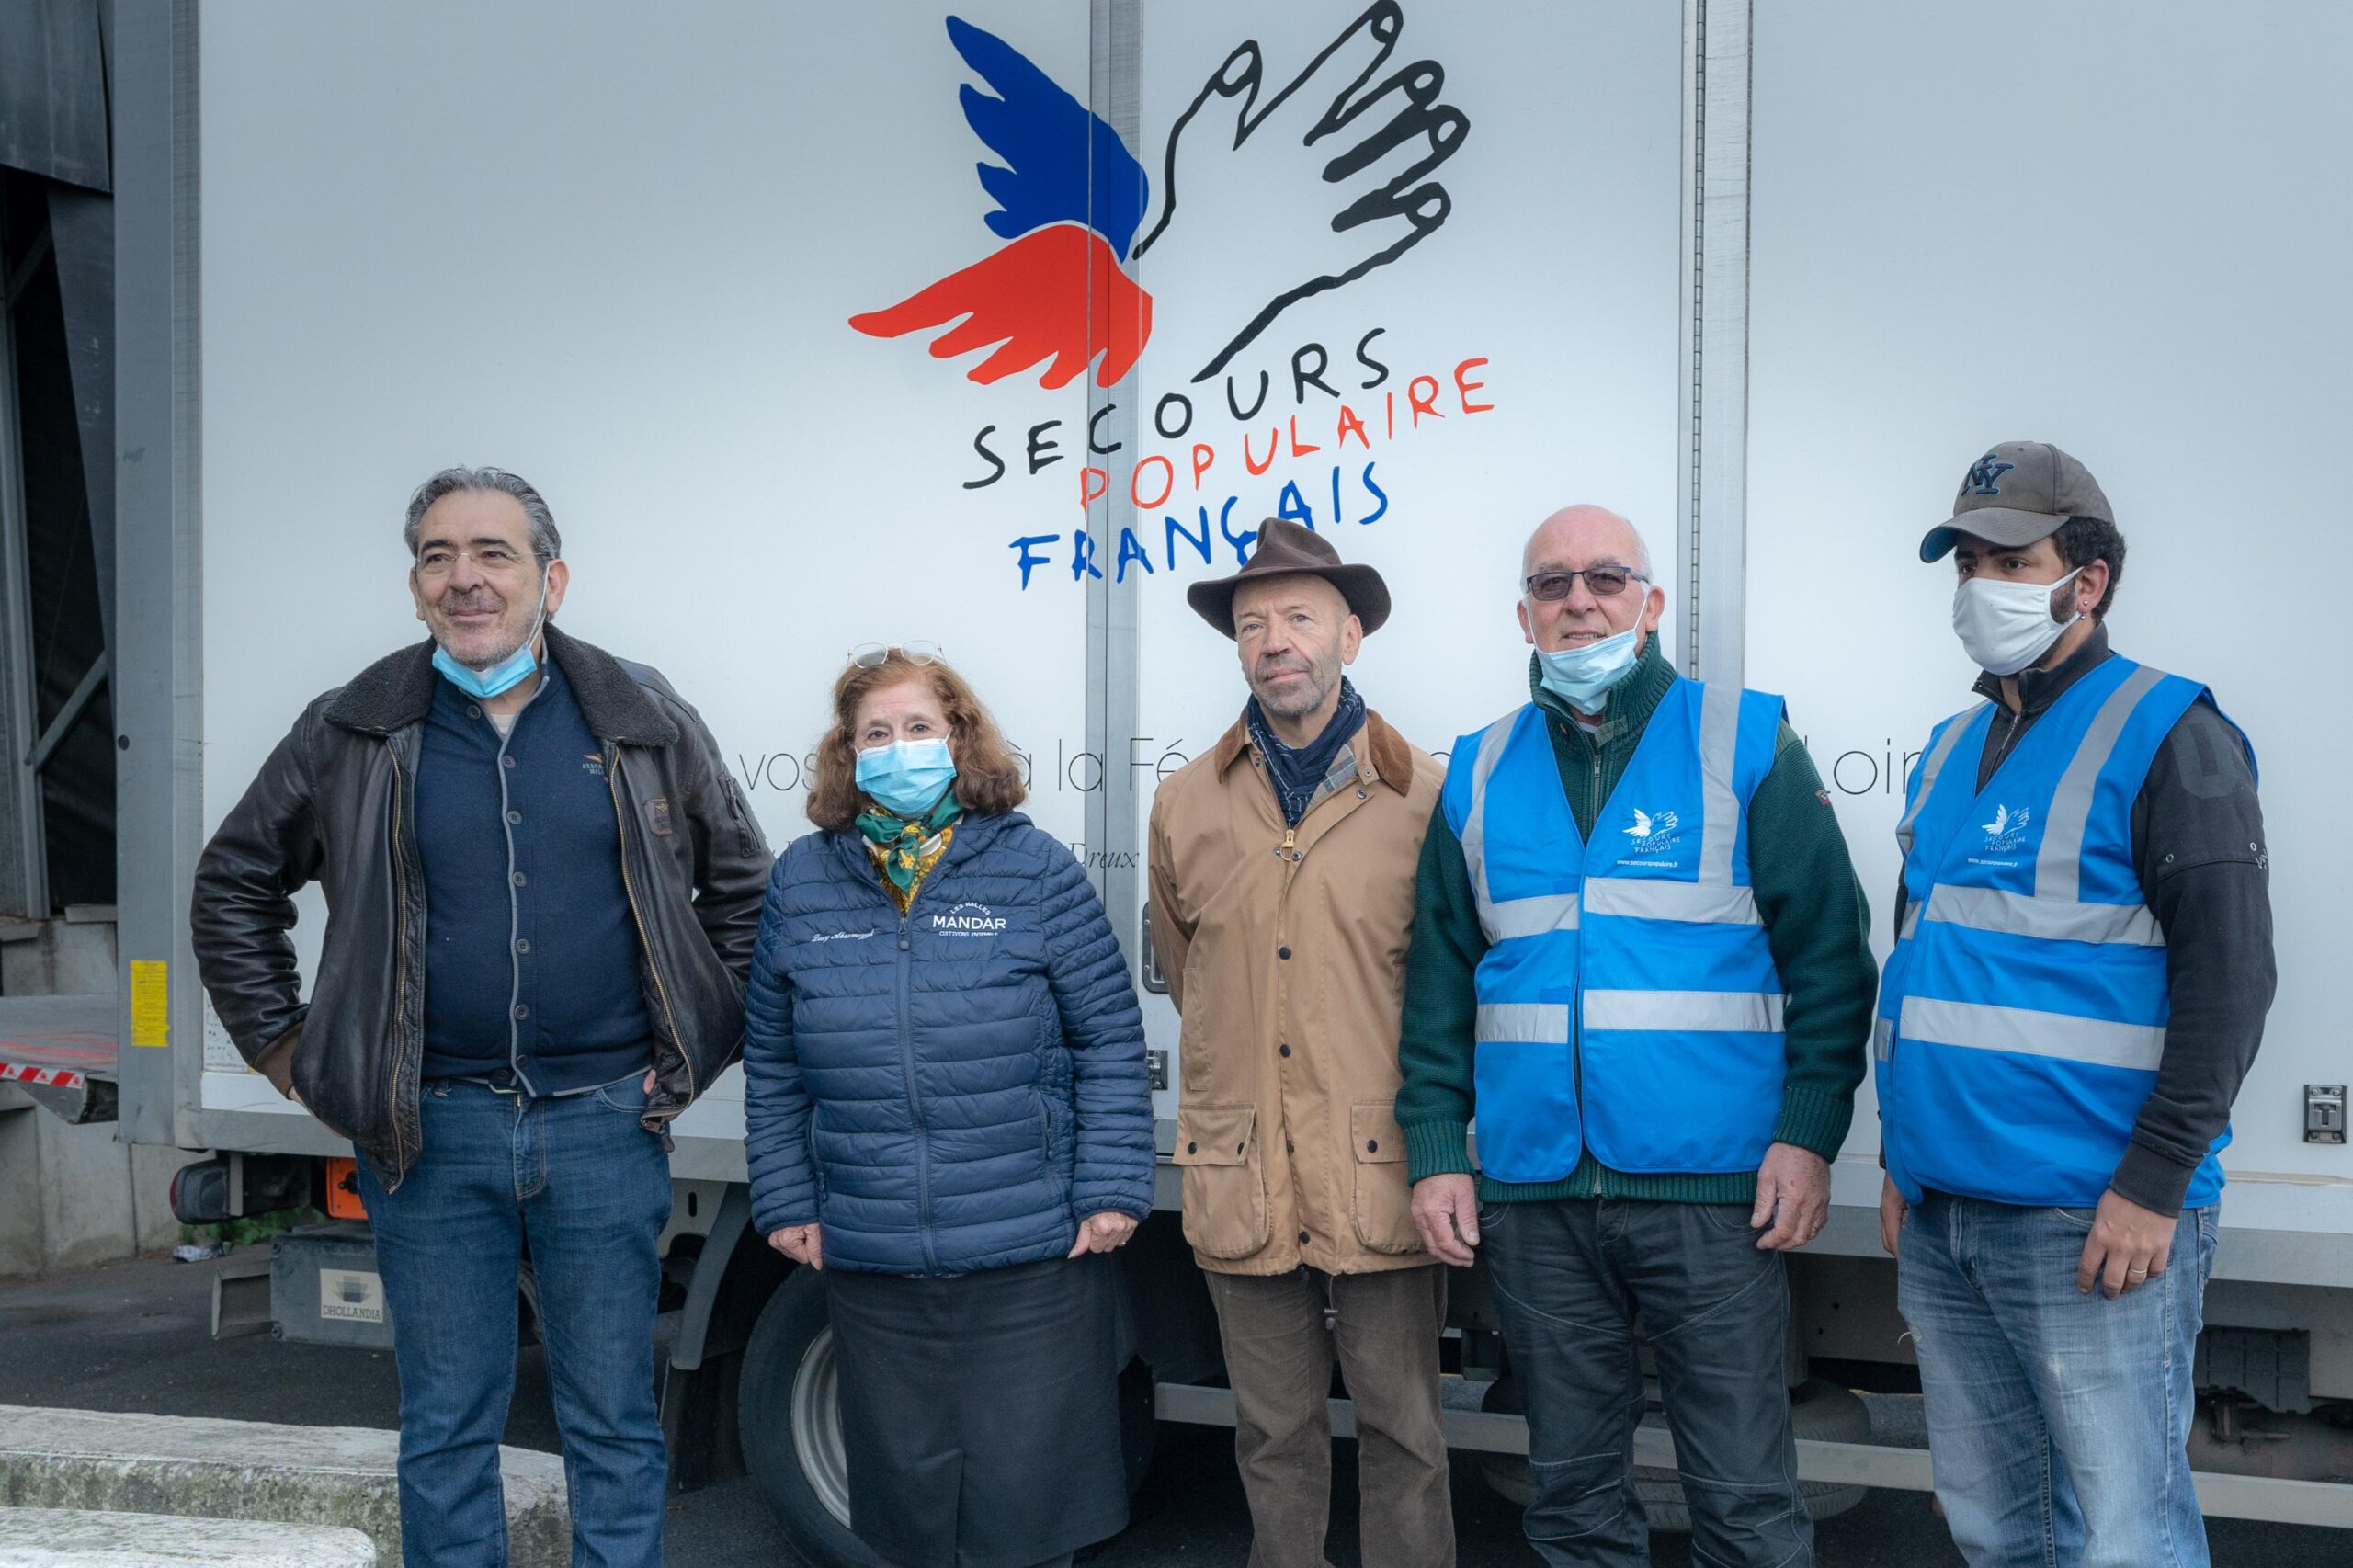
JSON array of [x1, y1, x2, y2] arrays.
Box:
[[1898, 1191, 2219, 1568], [356, 1073, 674, 1568]]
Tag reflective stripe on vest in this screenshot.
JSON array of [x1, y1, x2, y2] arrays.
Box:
[[1898, 995, 2165, 1073], [1905, 883, 2163, 947], [1444, 678, 1789, 1182], [1476, 1001, 1568, 1041], [1877, 655, 2247, 1210]]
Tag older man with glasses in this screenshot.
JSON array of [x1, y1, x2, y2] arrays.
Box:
[[1396, 505, 1878, 1567]]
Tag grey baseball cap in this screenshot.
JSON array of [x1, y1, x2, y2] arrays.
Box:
[[1919, 441, 2113, 562]]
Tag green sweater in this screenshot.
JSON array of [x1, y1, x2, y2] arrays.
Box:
[[1395, 636, 1877, 1204]]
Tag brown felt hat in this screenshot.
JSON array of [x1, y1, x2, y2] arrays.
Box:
[[1184, 518, 1392, 639]]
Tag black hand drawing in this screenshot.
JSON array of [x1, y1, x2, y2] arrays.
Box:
[[1132, 1, 1470, 383]]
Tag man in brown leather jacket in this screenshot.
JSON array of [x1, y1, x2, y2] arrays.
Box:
[[191, 467, 768, 1568], [1147, 519, 1452, 1568]]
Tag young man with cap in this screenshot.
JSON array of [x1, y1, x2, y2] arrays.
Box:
[[1147, 518, 1453, 1568], [1399, 505, 1877, 1568], [1877, 441, 2272, 1568]]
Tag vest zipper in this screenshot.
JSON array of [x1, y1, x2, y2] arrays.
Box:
[[1576, 733, 1604, 1157], [608, 752, 693, 1106], [1997, 704, 2025, 772]]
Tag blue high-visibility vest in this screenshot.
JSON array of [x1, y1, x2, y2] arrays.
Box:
[[1440, 679, 1790, 1183], [1877, 655, 2251, 1210]]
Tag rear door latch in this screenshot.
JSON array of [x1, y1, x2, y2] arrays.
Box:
[[2306, 1085, 2346, 1144]]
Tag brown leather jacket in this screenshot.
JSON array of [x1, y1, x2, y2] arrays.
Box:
[[190, 626, 772, 1188], [1147, 709, 1438, 1275]]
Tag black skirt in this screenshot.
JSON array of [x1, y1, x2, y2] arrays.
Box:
[[824, 1254, 1129, 1568]]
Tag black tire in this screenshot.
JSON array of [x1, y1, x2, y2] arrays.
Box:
[[1115, 1356, 1159, 1498], [738, 1267, 878, 1568], [739, 1267, 1162, 1568]]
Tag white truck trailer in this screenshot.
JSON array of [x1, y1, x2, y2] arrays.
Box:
[[2, 2, 2346, 1560]]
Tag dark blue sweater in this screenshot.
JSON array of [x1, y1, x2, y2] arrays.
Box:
[[415, 660, 654, 1091]]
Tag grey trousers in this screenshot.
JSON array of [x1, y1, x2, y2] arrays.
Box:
[[1482, 1198, 1812, 1568], [1203, 1263, 1456, 1568]]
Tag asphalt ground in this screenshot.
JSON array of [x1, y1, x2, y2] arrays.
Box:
[[2, 1254, 2344, 1565]]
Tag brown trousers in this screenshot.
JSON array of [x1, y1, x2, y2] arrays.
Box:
[[1202, 1264, 1456, 1568]]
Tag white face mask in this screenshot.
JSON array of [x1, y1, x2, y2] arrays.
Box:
[[1951, 566, 2083, 676], [1534, 621, 1645, 713]]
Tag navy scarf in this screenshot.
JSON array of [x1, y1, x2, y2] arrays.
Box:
[[1245, 677, 1366, 827]]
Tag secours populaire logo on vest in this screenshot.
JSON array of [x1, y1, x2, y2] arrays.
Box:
[[1976, 802, 2032, 859], [1617, 808, 1683, 864], [931, 901, 1009, 937]]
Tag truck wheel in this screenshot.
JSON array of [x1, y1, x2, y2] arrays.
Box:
[[738, 1266, 1162, 1566], [738, 1267, 877, 1568]]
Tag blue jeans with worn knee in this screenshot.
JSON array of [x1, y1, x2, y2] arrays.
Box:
[[355, 1073, 674, 1568], [1898, 1190, 2218, 1568]]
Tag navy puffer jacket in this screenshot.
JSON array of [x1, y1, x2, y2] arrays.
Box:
[[742, 810, 1155, 1274]]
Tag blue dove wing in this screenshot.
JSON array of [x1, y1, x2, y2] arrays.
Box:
[[944, 16, 1148, 260]]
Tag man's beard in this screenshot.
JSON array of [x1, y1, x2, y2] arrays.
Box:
[[435, 594, 534, 671], [1250, 655, 1339, 720]]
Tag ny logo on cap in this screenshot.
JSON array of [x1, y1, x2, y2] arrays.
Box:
[[1967, 454, 2016, 496]]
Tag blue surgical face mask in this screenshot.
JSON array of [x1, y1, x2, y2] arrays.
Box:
[[431, 573, 550, 700], [1534, 622, 1645, 714], [855, 738, 959, 817]]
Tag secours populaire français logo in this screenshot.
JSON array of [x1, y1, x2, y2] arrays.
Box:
[[1980, 802, 2032, 854], [847, 6, 1492, 596], [1619, 807, 1682, 859]]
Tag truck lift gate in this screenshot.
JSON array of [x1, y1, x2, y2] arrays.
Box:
[[0, 992, 116, 1123]]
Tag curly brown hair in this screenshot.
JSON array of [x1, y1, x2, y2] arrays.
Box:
[[805, 651, 1029, 832]]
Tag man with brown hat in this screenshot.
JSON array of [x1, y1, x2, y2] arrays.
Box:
[[1877, 442, 2270, 1568], [1147, 518, 1453, 1568]]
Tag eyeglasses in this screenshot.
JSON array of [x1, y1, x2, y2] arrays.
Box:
[[1523, 566, 1645, 602], [848, 641, 944, 668]]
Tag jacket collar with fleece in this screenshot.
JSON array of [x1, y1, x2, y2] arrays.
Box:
[[322, 621, 679, 746]]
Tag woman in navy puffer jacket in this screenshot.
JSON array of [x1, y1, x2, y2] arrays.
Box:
[[742, 645, 1154, 1568]]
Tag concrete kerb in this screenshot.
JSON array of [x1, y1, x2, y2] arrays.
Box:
[[0, 1407, 568, 1567], [0, 1506, 377, 1566]]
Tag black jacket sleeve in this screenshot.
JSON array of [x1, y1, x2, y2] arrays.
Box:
[[674, 697, 773, 988], [189, 707, 327, 1084], [2110, 698, 2274, 1215]]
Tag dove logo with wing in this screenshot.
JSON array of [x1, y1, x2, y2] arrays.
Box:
[[1980, 802, 2032, 854], [848, 16, 1154, 391], [852, 6, 1469, 391], [1620, 807, 1682, 859]]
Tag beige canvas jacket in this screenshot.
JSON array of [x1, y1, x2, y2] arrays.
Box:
[[1147, 709, 1439, 1276]]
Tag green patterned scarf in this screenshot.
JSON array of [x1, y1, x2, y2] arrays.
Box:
[[854, 791, 965, 895]]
